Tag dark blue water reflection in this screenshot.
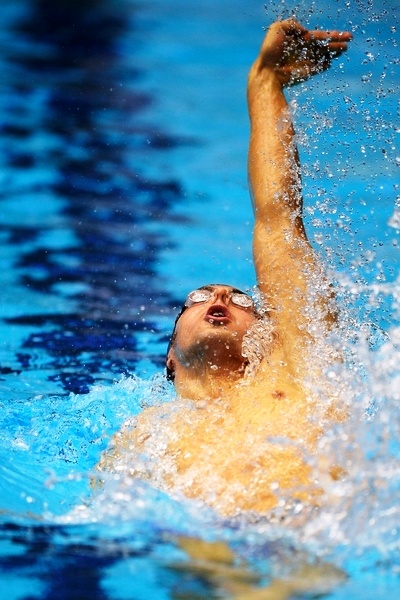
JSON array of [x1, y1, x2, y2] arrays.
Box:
[[0, 2, 191, 595], [1, 0, 189, 395]]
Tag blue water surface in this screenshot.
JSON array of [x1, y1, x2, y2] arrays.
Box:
[[0, 0, 399, 598]]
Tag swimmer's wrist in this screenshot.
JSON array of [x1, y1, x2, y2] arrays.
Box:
[[248, 61, 285, 103], [249, 59, 283, 84]]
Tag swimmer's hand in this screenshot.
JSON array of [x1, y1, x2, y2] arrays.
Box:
[[255, 19, 352, 87]]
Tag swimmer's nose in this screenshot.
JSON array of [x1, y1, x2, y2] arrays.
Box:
[[210, 286, 232, 306]]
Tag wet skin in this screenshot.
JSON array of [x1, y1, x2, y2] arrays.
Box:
[[167, 286, 257, 377]]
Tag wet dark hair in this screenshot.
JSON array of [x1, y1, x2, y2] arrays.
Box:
[[165, 284, 252, 382]]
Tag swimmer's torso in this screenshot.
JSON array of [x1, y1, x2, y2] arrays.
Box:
[[98, 358, 344, 516]]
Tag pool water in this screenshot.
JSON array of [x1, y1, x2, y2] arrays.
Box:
[[0, 0, 399, 598]]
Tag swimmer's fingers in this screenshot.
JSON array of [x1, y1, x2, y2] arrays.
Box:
[[305, 30, 352, 58], [306, 29, 353, 45], [328, 42, 352, 55]]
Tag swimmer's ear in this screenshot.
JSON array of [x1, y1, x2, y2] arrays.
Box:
[[166, 349, 176, 379]]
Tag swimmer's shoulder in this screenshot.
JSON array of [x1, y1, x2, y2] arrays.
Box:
[[97, 399, 185, 474], [116, 398, 191, 447]]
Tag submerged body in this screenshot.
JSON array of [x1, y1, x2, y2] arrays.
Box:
[[100, 313, 345, 516], [98, 20, 352, 516]]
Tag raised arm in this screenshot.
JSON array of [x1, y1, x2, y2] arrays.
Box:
[[248, 20, 352, 346]]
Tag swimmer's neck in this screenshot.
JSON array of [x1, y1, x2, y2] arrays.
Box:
[[172, 343, 303, 401], [173, 361, 245, 401]]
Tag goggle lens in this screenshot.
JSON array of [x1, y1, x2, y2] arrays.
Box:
[[187, 289, 212, 304], [231, 292, 254, 308]]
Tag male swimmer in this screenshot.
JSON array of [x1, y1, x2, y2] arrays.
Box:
[[98, 19, 353, 516]]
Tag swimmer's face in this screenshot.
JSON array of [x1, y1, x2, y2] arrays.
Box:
[[167, 285, 258, 377]]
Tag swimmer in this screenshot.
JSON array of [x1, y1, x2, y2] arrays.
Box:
[[98, 19, 353, 516]]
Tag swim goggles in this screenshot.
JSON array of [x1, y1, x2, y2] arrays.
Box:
[[184, 286, 254, 309]]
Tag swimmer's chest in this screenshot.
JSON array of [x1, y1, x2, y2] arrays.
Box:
[[164, 347, 317, 450], [156, 380, 321, 514], [164, 375, 320, 470]]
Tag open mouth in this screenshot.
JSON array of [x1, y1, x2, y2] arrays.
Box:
[[205, 304, 230, 325]]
